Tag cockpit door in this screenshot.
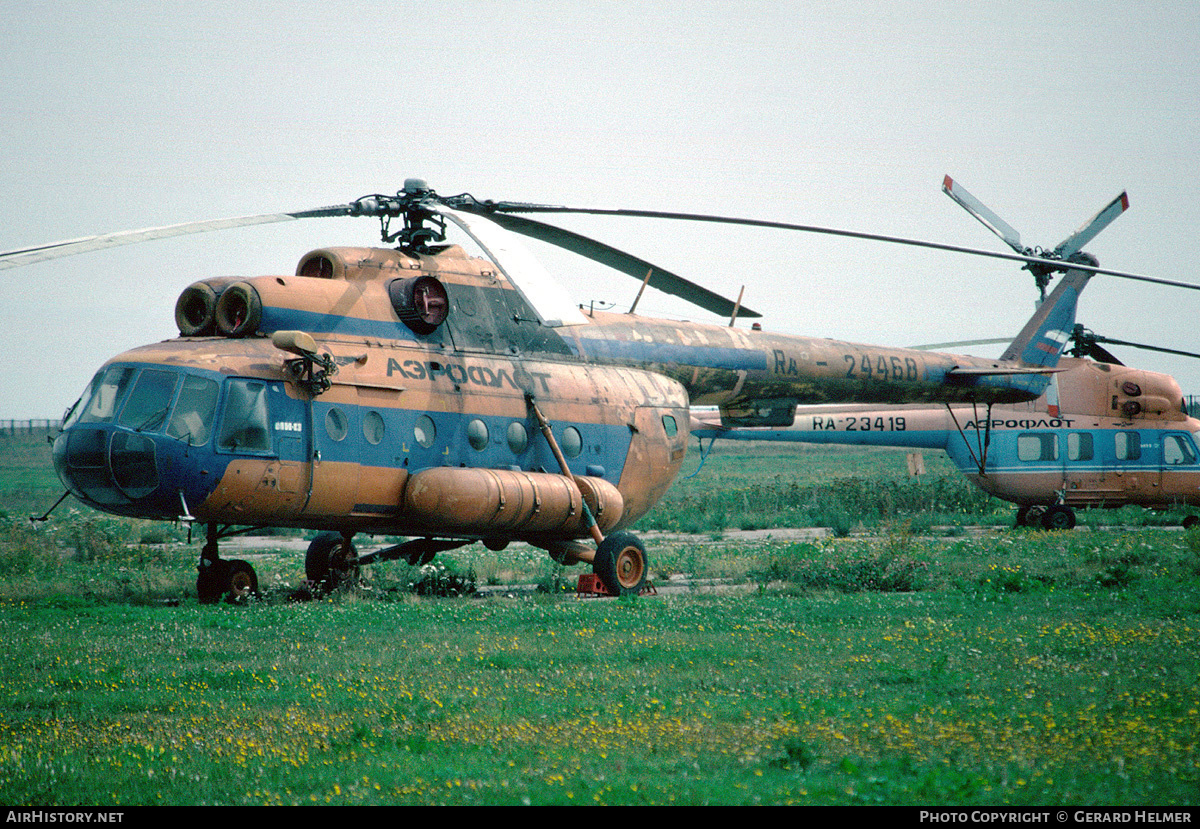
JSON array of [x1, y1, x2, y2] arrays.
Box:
[[209, 378, 307, 520]]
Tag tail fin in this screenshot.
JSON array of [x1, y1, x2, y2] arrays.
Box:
[[999, 257, 1095, 367]]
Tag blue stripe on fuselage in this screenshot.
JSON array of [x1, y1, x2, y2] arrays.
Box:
[[571, 337, 767, 371], [260, 307, 421, 341]]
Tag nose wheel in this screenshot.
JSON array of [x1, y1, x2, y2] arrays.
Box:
[[195, 528, 260, 603], [197, 556, 259, 603]]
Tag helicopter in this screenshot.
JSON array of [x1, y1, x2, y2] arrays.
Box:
[[692, 350, 1200, 530], [2, 176, 1184, 600]]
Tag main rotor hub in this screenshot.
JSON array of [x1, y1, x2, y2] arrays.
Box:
[[349, 186, 450, 252]]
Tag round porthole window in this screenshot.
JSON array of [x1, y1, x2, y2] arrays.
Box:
[[363, 411, 385, 445], [325, 408, 348, 441], [561, 426, 582, 458], [467, 419, 489, 451], [506, 421, 529, 454], [414, 414, 436, 448]]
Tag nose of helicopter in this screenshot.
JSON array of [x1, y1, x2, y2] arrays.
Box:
[[53, 426, 178, 517]]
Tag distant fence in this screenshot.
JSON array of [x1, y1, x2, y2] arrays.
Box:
[[1, 419, 61, 435]]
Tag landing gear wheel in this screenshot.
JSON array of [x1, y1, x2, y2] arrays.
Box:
[[593, 531, 648, 596], [306, 532, 359, 591], [1016, 505, 1046, 527], [1183, 515, 1199, 529], [226, 559, 259, 602], [1040, 504, 1076, 531], [197, 559, 231, 605]]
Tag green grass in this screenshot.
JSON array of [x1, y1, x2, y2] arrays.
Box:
[[0, 432, 1198, 805], [635, 441, 1001, 534], [0, 427, 62, 521], [640, 440, 1198, 534]]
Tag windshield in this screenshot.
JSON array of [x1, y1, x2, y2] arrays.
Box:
[[167, 375, 219, 445], [65, 365, 220, 446], [79, 366, 135, 424], [118, 369, 179, 432]]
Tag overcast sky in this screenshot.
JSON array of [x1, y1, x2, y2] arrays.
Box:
[[2, 0, 1197, 418]]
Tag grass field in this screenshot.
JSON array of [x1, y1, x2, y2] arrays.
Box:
[[1, 431, 1197, 806]]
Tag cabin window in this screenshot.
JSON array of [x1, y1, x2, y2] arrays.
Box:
[[507, 422, 529, 455], [167, 375, 219, 445], [1067, 432, 1093, 462], [118, 369, 179, 433], [1163, 434, 1197, 466], [217, 380, 271, 453], [467, 419, 489, 451], [324, 408, 348, 442], [662, 415, 678, 437], [414, 415, 436, 449], [1017, 432, 1058, 462], [1115, 431, 1141, 461], [363, 411, 385, 445], [561, 426, 583, 458]]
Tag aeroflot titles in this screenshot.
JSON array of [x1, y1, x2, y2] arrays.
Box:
[[386, 358, 552, 394], [808, 416, 1077, 432], [963, 418, 1076, 430]]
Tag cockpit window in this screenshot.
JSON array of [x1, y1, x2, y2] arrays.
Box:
[[118, 369, 179, 432], [167, 375, 219, 445], [79, 366, 135, 424], [62, 371, 104, 430], [217, 379, 272, 453]]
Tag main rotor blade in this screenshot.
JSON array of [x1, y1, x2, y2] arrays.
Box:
[[940, 175, 1025, 253], [1080, 342, 1125, 365], [426, 204, 589, 327], [476, 211, 762, 319], [1054, 191, 1130, 259], [908, 338, 1012, 351], [0, 205, 355, 270], [1089, 335, 1200, 362], [470, 201, 1200, 292]]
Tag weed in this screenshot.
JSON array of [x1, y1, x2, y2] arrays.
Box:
[[1095, 562, 1137, 589], [755, 540, 928, 592], [407, 561, 478, 597], [974, 563, 1052, 594], [769, 737, 817, 771]]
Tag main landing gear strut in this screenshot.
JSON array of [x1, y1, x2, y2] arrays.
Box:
[[528, 396, 648, 597]]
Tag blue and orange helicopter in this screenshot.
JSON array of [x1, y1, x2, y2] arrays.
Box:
[[2, 177, 1181, 600]]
